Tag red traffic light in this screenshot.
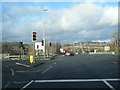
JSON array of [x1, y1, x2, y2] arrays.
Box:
[[32, 32, 36, 34], [32, 32, 37, 41]]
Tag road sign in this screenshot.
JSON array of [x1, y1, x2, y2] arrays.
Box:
[[30, 55, 34, 63]]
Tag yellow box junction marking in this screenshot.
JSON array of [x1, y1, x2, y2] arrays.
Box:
[[16, 62, 30, 67]]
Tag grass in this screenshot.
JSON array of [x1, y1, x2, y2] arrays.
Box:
[[9, 55, 56, 60]]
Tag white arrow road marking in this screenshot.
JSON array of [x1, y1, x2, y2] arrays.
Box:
[[10, 68, 14, 76]]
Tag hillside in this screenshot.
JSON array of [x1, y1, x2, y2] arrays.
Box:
[[0, 42, 29, 55]]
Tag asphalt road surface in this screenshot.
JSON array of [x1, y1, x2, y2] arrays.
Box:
[[2, 54, 120, 89]]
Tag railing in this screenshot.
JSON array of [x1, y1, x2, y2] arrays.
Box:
[[89, 52, 115, 55]]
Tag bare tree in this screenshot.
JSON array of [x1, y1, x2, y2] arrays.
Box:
[[110, 30, 120, 54]]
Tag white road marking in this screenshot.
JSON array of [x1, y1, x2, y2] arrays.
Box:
[[21, 78, 119, 89], [5, 81, 11, 88], [54, 63, 56, 65], [35, 78, 120, 83], [103, 80, 116, 90], [13, 81, 29, 84], [10, 68, 15, 76], [42, 66, 52, 74], [20, 80, 34, 90], [16, 69, 41, 73], [112, 61, 118, 64]]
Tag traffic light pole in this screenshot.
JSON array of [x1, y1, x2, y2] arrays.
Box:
[[43, 9, 48, 59], [33, 41, 35, 63], [20, 47, 22, 60], [32, 31, 36, 63], [43, 38, 46, 59]]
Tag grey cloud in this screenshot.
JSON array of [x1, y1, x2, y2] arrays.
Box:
[[2, 2, 118, 44]]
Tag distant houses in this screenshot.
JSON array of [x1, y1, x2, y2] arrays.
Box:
[[61, 42, 111, 53], [0, 41, 115, 59]]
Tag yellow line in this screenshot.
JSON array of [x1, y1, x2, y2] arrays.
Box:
[[16, 62, 31, 67]]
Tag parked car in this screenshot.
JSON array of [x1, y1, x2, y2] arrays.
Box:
[[65, 51, 74, 56]]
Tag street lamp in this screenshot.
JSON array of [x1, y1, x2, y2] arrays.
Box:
[[43, 9, 48, 59]]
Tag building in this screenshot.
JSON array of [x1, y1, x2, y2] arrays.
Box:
[[62, 42, 111, 53], [35, 40, 44, 55]]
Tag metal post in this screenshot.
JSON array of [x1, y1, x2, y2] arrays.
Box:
[[33, 41, 35, 63], [43, 38, 46, 59], [43, 9, 48, 59], [20, 47, 22, 60]]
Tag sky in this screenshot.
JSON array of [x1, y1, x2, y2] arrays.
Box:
[[1, 0, 119, 45]]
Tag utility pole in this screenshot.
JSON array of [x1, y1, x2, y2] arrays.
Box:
[[43, 9, 48, 59]]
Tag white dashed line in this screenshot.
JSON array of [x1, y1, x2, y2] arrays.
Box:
[[13, 81, 29, 84], [16, 69, 41, 73], [5, 81, 11, 88], [42, 66, 52, 74], [10, 68, 15, 76], [20, 80, 34, 90]]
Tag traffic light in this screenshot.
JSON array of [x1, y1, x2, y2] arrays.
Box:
[[19, 42, 23, 47], [49, 42, 52, 46], [19, 42, 25, 50], [32, 32, 36, 41], [42, 40, 44, 46]]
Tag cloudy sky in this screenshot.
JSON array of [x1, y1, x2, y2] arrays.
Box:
[[1, 0, 119, 44]]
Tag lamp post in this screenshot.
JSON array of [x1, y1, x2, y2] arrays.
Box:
[[43, 9, 48, 59]]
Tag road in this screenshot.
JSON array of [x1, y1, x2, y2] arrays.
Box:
[[2, 54, 120, 89]]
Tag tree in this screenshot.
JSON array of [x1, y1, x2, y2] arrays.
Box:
[[110, 31, 120, 54], [28, 44, 33, 55], [55, 42, 61, 53]]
